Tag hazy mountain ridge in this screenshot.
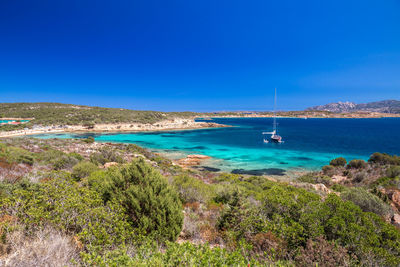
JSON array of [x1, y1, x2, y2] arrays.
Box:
[[307, 100, 400, 114]]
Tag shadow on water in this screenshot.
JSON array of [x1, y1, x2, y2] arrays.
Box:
[[231, 168, 286, 176]]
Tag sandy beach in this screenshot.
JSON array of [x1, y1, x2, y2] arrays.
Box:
[[0, 118, 229, 138]]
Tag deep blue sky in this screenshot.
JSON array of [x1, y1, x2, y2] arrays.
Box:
[[1, 0, 399, 111]]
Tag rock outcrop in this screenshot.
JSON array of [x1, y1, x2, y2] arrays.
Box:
[[176, 154, 211, 167]]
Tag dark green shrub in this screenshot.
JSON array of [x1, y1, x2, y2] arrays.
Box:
[[72, 161, 98, 180], [83, 136, 95, 143], [330, 157, 347, 167], [17, 154, 34, 165], [369, 152, 400, 165], [347, 159, 367, 169], [322, 165, 335, 176], [387, 166, 400, 178], [53, 155, 79, 170], [68, 152, 84, 161], [172, 174, 214, 204], [0, 175, 134, 264], [299, 194, 400, 266], [331, 184, 346, 192], [353, 172, 366, 183], [297, 174, 331, 186], [90, 148, 124, 165], [88, 159, 183, 242], [297, 173, 317, 184], [340, 187, 393, 218]]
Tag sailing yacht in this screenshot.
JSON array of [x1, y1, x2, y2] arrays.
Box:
[[263, 88, 283, 143]]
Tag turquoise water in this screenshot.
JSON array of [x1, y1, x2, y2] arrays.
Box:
[[0, 120, 29, 123], [33, 117, 400, 174]]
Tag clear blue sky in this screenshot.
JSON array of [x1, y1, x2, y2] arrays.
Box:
[[0, 0, 399, 111]]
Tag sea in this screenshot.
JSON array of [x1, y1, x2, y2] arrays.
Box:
[[33, 117, 400, 175]]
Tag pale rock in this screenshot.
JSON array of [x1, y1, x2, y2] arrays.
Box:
[[103, 162, 118, 168]]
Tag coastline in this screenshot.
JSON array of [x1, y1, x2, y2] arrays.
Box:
[[0, 119, 230, 138], [200, 112, 400, 119]]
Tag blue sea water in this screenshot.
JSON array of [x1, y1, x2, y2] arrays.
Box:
[[33, 118, 400, 173]]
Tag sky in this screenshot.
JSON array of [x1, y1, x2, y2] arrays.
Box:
[[0, 0, 399, 111]]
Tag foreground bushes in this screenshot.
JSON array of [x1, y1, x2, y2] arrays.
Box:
[[340, 187, 393, 218], [0, 174, 134, 265], [218, 182, 400, 266], [89, 159, 183, 242]]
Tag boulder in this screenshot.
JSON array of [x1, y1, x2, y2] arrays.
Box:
[[176, 154, 211, 167], [392, 213, 400, 228], [391, 190, 400, 207], [103, 162, 118, 168]]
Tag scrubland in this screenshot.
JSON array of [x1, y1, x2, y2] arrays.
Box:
[[0, 137, 399, 266]]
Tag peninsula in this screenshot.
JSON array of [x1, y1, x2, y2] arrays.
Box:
[[1, 101, 399, 137]]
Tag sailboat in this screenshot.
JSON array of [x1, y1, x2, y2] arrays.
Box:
[[263, 88, 283, 143]]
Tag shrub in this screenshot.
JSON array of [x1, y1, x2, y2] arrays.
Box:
[[353, 172, 366, 183], [90, 148, 124, 165], [347, 159, 367, 169], [88, 159, 183, 242], [387, 166, 400, 178], [330, 157, 347, 167], [295, 236, 352, 267], [172, 174, 214, 204], [82, 136, 95, 143], [53, 155, 79, 170], [369, 152, 400, 165], [297, 173, 317, 184], [299, 194, 400, 266], [68, 152, 84, 161], [331, 184, 346, 192], [340, 187, 393, 218], [322, 165, 335, 176], [0, 175, 134, 264], [72, 161, 98, 180], [297, 174, 332, 186]]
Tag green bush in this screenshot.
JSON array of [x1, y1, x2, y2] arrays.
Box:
[[0, 144, 34, 165], [340, 187, 393, 218], [68, 152, 84, 161], [0, 175, 134, 264], [297, 173, 332, 186], [90, 148, 124, 165], [88, 159, 183, 242], [330, 157, 347, 167], [217, 181, 400, 265], [322, 165, 335, 176], [347, 159, 367, 169], [331, 184, 346, 192], [53, 155, 80, 170], [82, 136, 95, 143], [172, 174, 214, 204], [369, 152, 400, 165], [72, 161, 98, 180], [387, 166, 400, 178]]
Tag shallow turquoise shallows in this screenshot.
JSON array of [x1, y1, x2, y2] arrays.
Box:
[[0, 120, 29, 123], [33, 117, 400, 173]]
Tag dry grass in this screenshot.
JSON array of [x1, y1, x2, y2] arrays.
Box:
[[2, 227, 80, 267]]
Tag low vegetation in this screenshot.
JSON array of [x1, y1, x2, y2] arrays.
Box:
[[0, 102, 198, 131], [0, 137, 399, 266]]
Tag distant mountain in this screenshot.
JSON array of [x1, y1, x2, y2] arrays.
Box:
[[306, 100, 400, 114]]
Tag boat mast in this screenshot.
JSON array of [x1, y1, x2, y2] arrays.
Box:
[[273, 88, 277, 134]]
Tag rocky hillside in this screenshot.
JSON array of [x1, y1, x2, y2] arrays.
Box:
[[307, 100, 400, 113]]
